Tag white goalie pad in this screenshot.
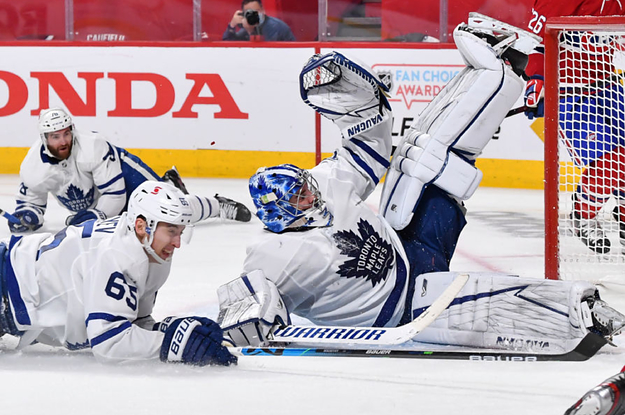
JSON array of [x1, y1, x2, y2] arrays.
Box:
[[411, 272, 597, 353], [380, 24, 524, 230], [467, 12, 542, 55]]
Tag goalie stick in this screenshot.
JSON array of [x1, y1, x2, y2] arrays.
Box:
[[265, 273, 469, 346], [233, 332, 608, 362], [0, 208, 20, 224]]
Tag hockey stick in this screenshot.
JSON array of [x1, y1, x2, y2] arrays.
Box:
[[0, 208, 20, 224], [506, 105, 529, 118], [234, 332, 608, 362], [266, 273, 469, 346]]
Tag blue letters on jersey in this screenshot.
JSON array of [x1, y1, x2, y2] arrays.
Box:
[[57, 184, 96, 212], [332, 219, 394, 286]]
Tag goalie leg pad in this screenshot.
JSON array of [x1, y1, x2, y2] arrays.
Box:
[[434, 152, 483, 200], [454, 25, 507, 71], [217, 270, 291, 347], [380, 53, 523, 230], [410, 272, 598, 353]]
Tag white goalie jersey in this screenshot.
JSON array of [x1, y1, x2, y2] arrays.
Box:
[[3, 215, 167, 363], [17, 131, 129, 222], [242, 111, 413, 328]]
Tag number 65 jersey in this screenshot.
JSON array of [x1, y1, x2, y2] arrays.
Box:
[[2, 215, 168, 363]]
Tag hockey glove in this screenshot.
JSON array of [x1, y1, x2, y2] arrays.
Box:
[[299, 51, 391, 139], [8, 207, 43, 233], [65, 208, 106, 226], [217, 270, 291, 347], [524, 75, 544, 119], [159, 316, 237, 367]]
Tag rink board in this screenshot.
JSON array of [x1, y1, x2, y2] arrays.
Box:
[[0, 43, 546, 187]]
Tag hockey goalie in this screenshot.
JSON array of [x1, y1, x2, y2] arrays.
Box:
[[216, 15, 625, 354]]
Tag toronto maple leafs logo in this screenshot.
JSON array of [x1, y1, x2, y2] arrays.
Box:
[[332, 219, 395, 286], [57, 184, 95, 212]]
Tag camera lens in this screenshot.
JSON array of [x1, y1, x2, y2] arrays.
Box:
[[244, 9, 260, 25]]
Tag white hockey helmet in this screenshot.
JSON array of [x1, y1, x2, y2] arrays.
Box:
[[127, 181, 193, 263], [38, 108, 74, 155]]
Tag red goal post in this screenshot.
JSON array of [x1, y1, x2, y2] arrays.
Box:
[[544, 16, 625, 281]]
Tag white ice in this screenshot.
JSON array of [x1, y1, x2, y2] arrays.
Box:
[[0, 174, 623, 415]]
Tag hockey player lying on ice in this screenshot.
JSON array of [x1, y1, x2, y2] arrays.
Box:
[[0, 181, 237, 366], [217, 16, 625, 353], [8, 107, 250, 234]]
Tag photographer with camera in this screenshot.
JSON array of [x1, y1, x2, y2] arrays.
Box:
[[222, 0, 295, 41]]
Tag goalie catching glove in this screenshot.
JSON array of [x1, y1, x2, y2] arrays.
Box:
[[299, 51, 391, 139], [217, 270, 291, 347], [158, 316, 237, 366]]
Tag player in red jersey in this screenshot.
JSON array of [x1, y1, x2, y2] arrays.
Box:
[[525, 0, 625, 254]]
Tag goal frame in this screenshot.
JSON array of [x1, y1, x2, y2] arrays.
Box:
[[544, 16, 625, 280]]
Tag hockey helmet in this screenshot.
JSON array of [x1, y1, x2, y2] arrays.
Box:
[[127, 181, 193, 263], [38, 108, 74, 156], [249, 164, 333, 233]]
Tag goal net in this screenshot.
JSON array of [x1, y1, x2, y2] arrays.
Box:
[[544, 16, 625, 282]]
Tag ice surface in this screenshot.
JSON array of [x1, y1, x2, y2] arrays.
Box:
[[0, 174, 622, 415]]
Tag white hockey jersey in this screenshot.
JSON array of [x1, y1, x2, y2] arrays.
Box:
[[3, 215, 169, 363], [243, 113, 411, 328], [17, 131, 142, 223]]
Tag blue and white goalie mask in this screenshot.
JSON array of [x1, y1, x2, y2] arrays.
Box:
[[249, 164, 333, 233]]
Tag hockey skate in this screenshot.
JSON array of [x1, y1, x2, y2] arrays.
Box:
[[588, 296, 625, 341], [162, 166, 189, 195], [454, 24, 527, 76], [565, 371, 625, 415], [572, 212, 611, 254], [456, 13, 542, 77], [215, 194, 252, 222], [467, 12, 542, 55]]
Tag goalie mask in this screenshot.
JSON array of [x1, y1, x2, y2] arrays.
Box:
[[127, 181, 193, 264], [249, 164, 333, 233], [38, 108, 74, 159]]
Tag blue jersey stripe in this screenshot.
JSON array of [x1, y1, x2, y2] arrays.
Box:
[[97, 172, 124, 190], [16, 200, 47, 209], [350, 138, 390, 168], [90, 321, 132, 347], [373, 252, 407, 327], [6, 236, 31, 325], [101, 189, 127, 196], [344, 147, 379, 185], [85, 312, 128, 325], [195, 195, 206, 219]]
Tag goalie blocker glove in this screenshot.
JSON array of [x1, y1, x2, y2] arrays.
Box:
[[217, 270, 291, 347], [158, 316, 237, 366]]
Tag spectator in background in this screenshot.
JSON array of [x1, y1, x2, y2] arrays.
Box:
[[223, 0, 296, 41]]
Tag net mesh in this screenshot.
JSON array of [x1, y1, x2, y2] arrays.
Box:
[[301, 60, 341, 91], [556, 28, 625, 280]]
